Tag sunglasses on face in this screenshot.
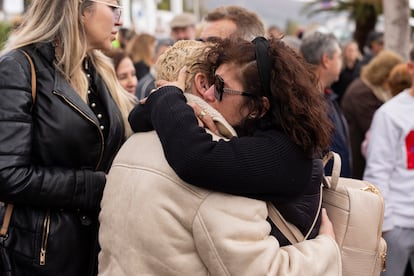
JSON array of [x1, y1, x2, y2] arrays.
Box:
[[89, 0, 122, 23], [214, 74, 256, 101]]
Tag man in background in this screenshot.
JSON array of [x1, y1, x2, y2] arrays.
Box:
[[170, 12, 197, 41], [199, 5, 265, 41], [300, 31, 352, 177]]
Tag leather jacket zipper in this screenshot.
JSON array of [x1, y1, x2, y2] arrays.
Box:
[[40, 209, 50, 265], [52, 91, 105, 169]]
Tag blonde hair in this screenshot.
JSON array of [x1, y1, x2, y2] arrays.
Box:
[[361, 50, 404, 86], [126, 33, 156, 67], [388, 63, 412, 96], [2, 0, 135, 137], [155, 40, 213, 91]]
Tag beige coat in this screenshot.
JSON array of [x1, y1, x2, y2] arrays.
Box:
[[98, 95, 342, 276]]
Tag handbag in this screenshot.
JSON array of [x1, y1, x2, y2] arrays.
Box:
[[268, 151, 387, 276], [0, 50, 36, 276]]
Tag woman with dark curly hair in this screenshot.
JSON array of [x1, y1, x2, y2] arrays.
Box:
[[129, 37, 334, 245]]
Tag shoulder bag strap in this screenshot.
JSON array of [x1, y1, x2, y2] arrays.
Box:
[[0, 205, 14, 237], [20, 50, 37, 106], [1, 50, 37, 238], [267, 203, 303, 244], [267, 184, 323, 244]]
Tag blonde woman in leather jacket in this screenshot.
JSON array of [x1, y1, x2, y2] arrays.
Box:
[[0, 1, 135, 275]]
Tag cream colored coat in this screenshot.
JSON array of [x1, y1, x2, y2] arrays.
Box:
[[98, 95, 342, 276]]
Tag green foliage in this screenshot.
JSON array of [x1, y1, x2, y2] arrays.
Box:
[[0, 22, 12, 50], [302, 0, 383, 22], [157, 0, 171, 11]]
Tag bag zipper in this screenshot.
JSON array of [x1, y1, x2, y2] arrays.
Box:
[[40, 209, 50, 265]]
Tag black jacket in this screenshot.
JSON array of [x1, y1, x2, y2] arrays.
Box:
[[0, 43, 125, 276]]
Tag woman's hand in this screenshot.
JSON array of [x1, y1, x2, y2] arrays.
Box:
[[319, 208, 336, 241], [187, 102, 219, 135], [140, 67, 187, 105], [156, 66, 187, 92]]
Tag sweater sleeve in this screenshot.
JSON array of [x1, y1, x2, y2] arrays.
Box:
[[135, 86, 313, 201]]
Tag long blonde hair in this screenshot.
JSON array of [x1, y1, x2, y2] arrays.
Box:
[[2, 0, 135, 137]]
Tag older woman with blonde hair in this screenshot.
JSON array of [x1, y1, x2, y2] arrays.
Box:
[[0, 0, 135, 275]]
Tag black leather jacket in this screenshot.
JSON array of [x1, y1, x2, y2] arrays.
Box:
[[0, 43, 125, 276]]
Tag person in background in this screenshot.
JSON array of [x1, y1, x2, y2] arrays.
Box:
[[0, 0, 136, 275], [331, 40, 363, 104], [199, 5, 265, 41], [99, 39, 340, 276], [126, 32, 156, 80], [341, 50, 403, 179], [169, 12, 197, 41], [361, 62, 412, 158], [361, 30, 384, 66], [267, 25, 283, 39], [363, 47, 414, 276], [388, 63, 412, 97], [135, 38, 174, 100], [116, 27, 136, 50], [282, 35, 302, 53], [106, 49, 138, 94], [300, 31, 352, 177]]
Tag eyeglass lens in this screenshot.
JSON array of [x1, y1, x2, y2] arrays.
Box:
[[214, 75, 224, 101], [112, 7, 122, 22]]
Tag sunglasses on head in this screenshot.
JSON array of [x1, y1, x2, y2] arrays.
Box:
[[214, 74, 256, 101]]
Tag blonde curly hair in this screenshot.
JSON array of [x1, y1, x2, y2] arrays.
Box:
[[155, 40, 213, 92]]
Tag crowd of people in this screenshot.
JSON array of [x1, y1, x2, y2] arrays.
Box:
[[0, 0, 413, 275]]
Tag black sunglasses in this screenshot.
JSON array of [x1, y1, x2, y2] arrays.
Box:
[[214, 75, 256, 101]]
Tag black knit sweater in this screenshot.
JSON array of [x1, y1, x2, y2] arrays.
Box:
[[129, 86, 315, 203]]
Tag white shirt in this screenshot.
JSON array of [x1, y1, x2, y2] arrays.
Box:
[[364, 90, 414, 231]]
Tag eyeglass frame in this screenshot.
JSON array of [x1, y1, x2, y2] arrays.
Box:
[[214, 74, 257, 101], [89, 0, 122, 23]]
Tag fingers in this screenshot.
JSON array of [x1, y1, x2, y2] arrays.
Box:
[[188, 102, 219, 135], [319, 208, 336, 241], [177, 66, 188, 91], [154, 66, 188, 92], [200, 113, 219, 135]]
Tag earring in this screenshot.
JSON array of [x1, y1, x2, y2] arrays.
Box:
[[248, 113, 256, 119]]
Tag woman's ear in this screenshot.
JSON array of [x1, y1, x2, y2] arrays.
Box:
[[260, 96, 270, 117], [194, 72, 210, 93]]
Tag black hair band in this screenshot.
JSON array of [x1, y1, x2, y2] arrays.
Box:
[[252, 36, 272, 98]]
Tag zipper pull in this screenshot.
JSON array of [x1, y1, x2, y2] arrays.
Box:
[[40, 249, 46, 265]]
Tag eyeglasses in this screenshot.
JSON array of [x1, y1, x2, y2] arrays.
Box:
[[214, 74, 256, 101], [89, 0, 122, 23]]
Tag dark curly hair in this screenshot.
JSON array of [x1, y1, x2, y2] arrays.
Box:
[[206, 37, 333, 157]]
